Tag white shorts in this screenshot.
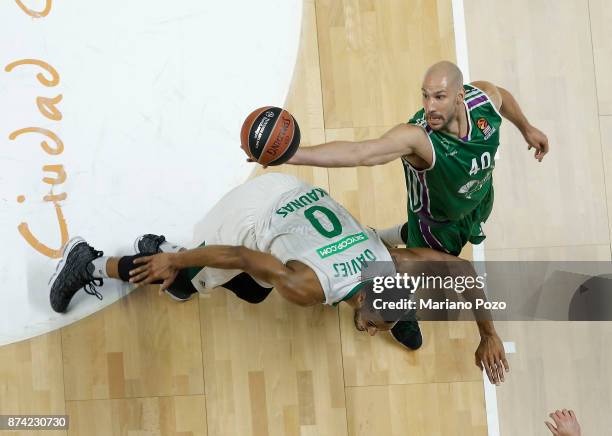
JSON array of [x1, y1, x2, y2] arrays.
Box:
[[190, 172, 304, 292]]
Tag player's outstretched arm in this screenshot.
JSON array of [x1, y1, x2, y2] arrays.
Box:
[[390, 247, 509, 384], [129, 245, 322, 306], [472, 80, 549, 162], [287, 123, 428, 168]]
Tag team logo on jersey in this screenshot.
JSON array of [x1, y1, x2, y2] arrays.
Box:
[[476, 117, 496, 140], [458, 172, 492, 199], [317, 232, 368, 259]]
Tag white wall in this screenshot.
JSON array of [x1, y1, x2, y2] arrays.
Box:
[[0, 0, 302, 345]]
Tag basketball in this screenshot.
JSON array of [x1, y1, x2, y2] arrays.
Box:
[[240, 106, 301, 166]]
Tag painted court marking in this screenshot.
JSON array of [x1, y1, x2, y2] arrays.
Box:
[[483, 341, 517, 436], [451, 3, 511, 435]]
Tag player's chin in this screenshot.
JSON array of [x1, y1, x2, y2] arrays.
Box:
[[428, 119, 445, 130]]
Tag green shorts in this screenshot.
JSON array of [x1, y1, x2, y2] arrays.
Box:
[[405, 188, 494, 256]]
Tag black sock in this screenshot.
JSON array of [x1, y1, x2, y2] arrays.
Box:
[[117, 254, 198, 297], [117, 254, 162, 284]]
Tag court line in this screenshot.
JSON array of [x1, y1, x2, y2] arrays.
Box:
[[482, 342, 516, 436], [451, 2, 509, 436]]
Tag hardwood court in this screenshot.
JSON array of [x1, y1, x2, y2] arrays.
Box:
[[1, 0, 611, 435], [466, 0, 612, 434]]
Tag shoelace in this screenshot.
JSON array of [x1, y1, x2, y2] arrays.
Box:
[[82, 249, 104, 300], [83, 277, 103, 300]]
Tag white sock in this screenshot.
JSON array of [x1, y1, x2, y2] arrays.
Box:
[[375, 224, 405, 247], [90, 256, 110, 278], [159, 241, 185, 253]]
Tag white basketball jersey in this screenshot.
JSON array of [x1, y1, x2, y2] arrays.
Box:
[[255, 181, 395, 305]]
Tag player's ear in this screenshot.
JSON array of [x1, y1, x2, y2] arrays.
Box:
[[356, 289, 366, 307], [458, 88, 465, 102]]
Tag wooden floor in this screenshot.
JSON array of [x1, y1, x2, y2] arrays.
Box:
[[1, 0, 611, 435], [466, 0, 612, 434]]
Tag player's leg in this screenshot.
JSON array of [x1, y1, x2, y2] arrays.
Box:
[[49, 237, 199, 312], [376, 222, 409, 247], [133, 235, 274, 303], [133, 234, 198, 301]]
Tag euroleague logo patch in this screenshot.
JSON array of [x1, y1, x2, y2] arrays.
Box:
[[476, 117, 496, 140]]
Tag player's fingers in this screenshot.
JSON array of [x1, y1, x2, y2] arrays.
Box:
[[129, 271, 149, 283], [129, 274, 145, 284], [495, 358, 505, 382], [475, 355, 483, 371], [545, 421, 559, 435], [160, 278, 173, 293], [502, 356, 510, 372], [484, 359, 496, 384], [549, 413, 560, 426], [132, 256, 151, 265], [129, 266, 146, 276], [141, 275, 158, 286], [488, 357, 500, 384], [568, 410, 575, 418]]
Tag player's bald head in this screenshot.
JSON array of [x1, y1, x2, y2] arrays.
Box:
[[422, 61, 464, 93]]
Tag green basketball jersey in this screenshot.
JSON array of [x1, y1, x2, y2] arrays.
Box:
[[404, 84, 502, 222]]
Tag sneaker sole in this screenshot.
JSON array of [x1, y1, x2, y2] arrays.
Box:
[[133, 235, 144, 255], [48, 236, 86, 290], [163, 289, 197, 302]]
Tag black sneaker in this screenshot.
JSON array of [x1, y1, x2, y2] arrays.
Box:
[[133, 233, 196, 302], [133, 234, 166, 256], [49, 237, 104, 313], [164, 284, 197, 302], [390, 317, 423, 350]]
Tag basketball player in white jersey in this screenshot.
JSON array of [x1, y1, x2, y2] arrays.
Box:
[[49, 173, 509, 384]]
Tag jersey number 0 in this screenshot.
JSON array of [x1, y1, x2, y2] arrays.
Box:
[[304, 206, 343, 238]]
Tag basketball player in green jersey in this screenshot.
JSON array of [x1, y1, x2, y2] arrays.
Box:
[[284, 60, 549, 360]]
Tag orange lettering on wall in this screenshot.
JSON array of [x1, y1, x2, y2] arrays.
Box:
[[18, 200, 68, 259], [13, 0, 53, 18], [37, 94, 63, 121], [43, 192, 67, 202], [5, 59, 59, 87], [42, 165, 66, 185], [9, 127, 64, 155]]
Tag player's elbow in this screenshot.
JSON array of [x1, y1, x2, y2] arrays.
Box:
[[276, 279, 319, 307]]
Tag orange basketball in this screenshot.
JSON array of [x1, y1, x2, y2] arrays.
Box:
[[240, 106, 301, 166]]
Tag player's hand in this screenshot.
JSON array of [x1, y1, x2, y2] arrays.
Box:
[[129, 253, 179, 294], [475, 333, 509, 385], [545, 409, 581, 436], [522, 125, 549, 162]]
